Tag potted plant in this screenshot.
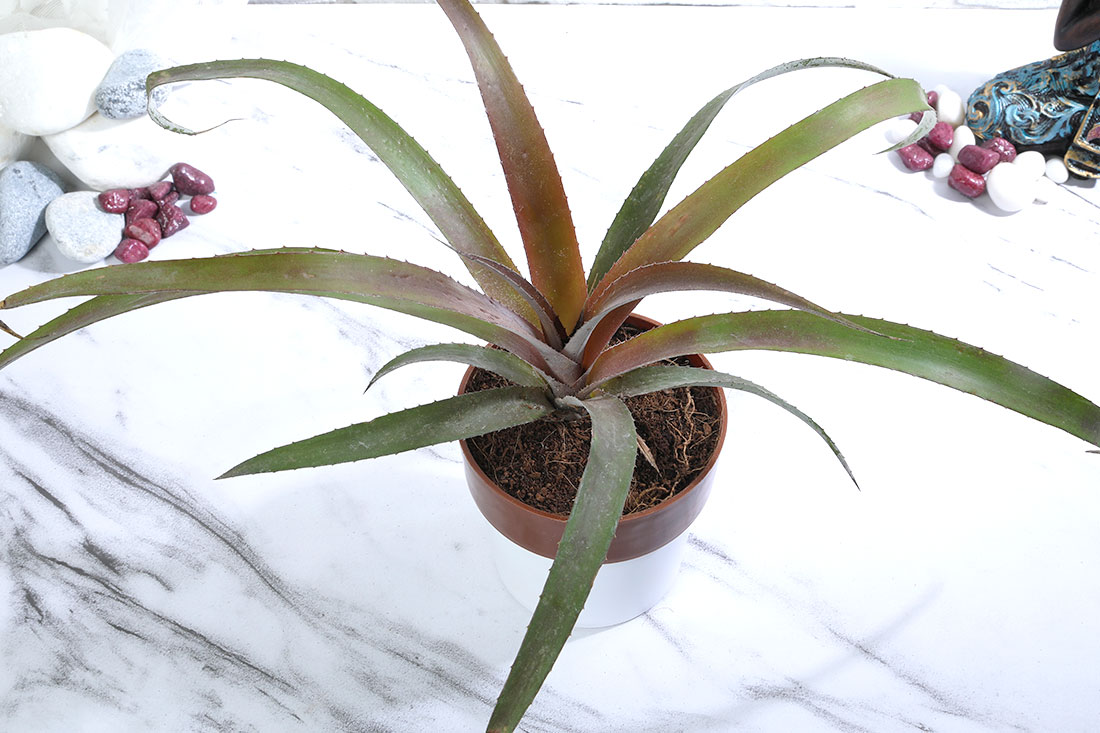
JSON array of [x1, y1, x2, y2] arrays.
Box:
[[2, 0, 1098, 730]]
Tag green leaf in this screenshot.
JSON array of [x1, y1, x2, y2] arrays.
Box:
[[366, 343, 551, 392], [145, 58, 535, 326], [487, 394, 636, 733], [0, 292, 193, 370], [587, 57, 907, 291], [591, 77, 932, 302], [566, 261, 875, 362], [453, 251, 566, 350], [437, 0, 587, 334], [595, 364, 857, 487], [220, 385, 554, 478], [0, 248, 582, 383], [586, 311, 1100, 450]]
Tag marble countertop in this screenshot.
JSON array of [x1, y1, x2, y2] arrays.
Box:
[[2, 5, 1098, 732]]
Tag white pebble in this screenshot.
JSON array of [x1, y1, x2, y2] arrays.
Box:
[[1014, 150, 1046, 180], [932, 83, 952, 97], [0, 28, 113, 135], [1033, 176, 1059, 204], [935, 89, 966, 127], [948, 125, 975, 161], [885, 118, 918, 145], [931, 152, 954, 178], [987, 163, 1038, 213], [46, 191, 124, 263], [1044, 156, 1069, 184]]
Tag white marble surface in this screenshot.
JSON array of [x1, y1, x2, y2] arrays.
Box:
[[1, 5, 1098, 732]]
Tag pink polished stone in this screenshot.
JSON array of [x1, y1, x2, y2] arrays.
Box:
[[126, 198, 158, 225], [926, 90, 939, 108], [114, 238, 149, 263], [927, 122, 954, 152], [948, 163, 986, 198], [981, 136, 1018, 163], [156, 201, 190, 238], [130, 187, 152, 201], [125, 218, 162, 249], [147, 180, 173, 201], [957, 144, 1000, 174], [897, 143, 934, 171], [169, 162, 215, 196], [97, 188, 131, 214], [189, 194, 217, 214]]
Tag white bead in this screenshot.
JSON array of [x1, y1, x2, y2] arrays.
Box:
[[1044, 156, 1070, 184], [932, 153, 954, 178], [948, 125, 975, 160], [935, 89, 966, 127], [1014, 150, 1046, 180], [885, 118, 918, 145], [987, 162, 1038, 213]]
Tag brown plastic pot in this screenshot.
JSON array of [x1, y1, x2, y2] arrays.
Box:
[[459, 313, 728, 564]]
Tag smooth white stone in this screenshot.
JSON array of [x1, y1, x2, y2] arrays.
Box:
[[1044, 156, 1070, 184], [931, 83, 951, 97], [885, 118, 918, 145], [1014, 150, 1046, 180], [0, 122, 32, 168], [44, 113, 196, 191], [1033, 175, 1059, 204], [45, 191, 123, 263], [935, 89, 965, 127], [986, 161, 1038, 213], [931, 152, 954, 179], [0, 28, 114, 136], [948, 124, 975, 160]]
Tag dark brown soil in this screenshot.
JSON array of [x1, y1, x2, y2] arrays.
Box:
[[464, 334, 722, 517]]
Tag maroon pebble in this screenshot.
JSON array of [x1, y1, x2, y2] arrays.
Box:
[[926, 90, 939, 109], [981, 136, 1017, 163], [926, 122, 954, 152], [897, 143, 934, 172], [98, 188, 131, 214], [948, 164, 986, 198], [957, 144, 1000, 174], [169, 162, 215, 196], [126, 198, 158, 225], [130, 187, 152, 200], [114, 238, 149, 263], [125, 218, 162, 249], [156, 201, 190, 238], [147, 180, 173, 201], [189, 194, 217, 215], [917, 137, 937, 155]]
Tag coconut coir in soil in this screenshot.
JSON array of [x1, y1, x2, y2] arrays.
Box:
[[464, 359, 722, 517]]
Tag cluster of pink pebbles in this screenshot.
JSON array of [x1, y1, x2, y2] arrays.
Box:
[[895, 90, 1017, 198], [890, 87, 1069, 212], [97, 162, 216, 263]]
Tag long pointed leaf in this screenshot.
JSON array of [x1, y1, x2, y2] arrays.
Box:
[[145, 59, 535, 325], [586, 311, 1100, 449], [454, 252, 566, 349], [1, 249, 581, 382], [566, 261, 875, 363], [594, 364, 857, 487], [588, 57, 903, 291], [366, 343, 551, 392], [591, 77, 932, 302], [220, 385, 554, 478], [487, 395, 636, 733], [437, 0, 587, 333]]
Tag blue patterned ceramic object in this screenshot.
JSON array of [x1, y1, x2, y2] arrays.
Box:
[[966, 41, 1100, 179]]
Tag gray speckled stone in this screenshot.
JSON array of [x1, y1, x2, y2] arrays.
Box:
[[95, 49, 170, 120], [46, 191, 124, 264], [0, 161, 66, 266]]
